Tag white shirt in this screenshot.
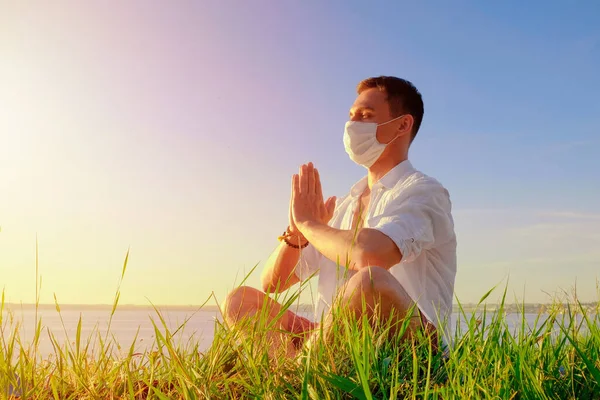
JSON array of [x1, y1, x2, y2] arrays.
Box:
[[294, 160, 457, 341]]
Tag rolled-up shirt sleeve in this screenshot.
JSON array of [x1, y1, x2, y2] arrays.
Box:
[[372, 184, 454, 263]]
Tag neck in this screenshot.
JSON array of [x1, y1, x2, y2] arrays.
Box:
[[367, 155, 408, 189]]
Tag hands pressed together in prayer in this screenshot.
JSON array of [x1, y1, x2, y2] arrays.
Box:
[[287, 162, 336, 243]]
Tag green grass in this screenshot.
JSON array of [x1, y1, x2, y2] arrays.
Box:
[[1, 252, 599, 399]]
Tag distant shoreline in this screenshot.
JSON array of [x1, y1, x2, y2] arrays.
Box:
[[2, 303, 224, 312], [3, 302, 598, 314]]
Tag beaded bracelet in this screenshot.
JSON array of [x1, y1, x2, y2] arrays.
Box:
[[278, 227, 309, 249], [283, 235, 309, 249]]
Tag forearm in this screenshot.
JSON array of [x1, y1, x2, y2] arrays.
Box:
[[298, 221, 402, 271], [260, 240, 303, 293], [298, 220, 360, 269]]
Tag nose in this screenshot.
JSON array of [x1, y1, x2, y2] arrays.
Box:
[[349, 114, 362, 122]]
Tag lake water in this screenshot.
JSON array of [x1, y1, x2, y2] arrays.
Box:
[[0, 306, 591, 359]]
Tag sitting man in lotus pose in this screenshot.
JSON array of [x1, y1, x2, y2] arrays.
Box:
[[222, 76, 457, 357]]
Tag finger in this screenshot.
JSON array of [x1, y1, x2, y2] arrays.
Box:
[[292, 174, 300, 224], [324, 196, 333, 208], [314, 168, 323, 201], [327, 196, 337, 216], [307, 162, 315, 195], [292, 174, 300, 199], [290, 174, 295, 212], [299, 164, 308, 194], [324, 196, 332, 215]]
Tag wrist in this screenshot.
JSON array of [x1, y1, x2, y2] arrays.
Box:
[[287, 233, 307, 244], [288, 232, 308, 244], [278, 226, 309, 248], [297, 219, 319, 233], [288, 225, 305, 239]]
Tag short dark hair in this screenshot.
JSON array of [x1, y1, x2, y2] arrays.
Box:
[[357, 76, 424, 142]]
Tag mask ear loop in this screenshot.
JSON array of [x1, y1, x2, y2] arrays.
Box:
[[385, 133, 402, 145], [377, 114, 406, 144], [376, 114, 406, 127]]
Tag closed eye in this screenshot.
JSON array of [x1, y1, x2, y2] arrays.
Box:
[[350, 110, 374, 120], [350, 105, 376, 120]]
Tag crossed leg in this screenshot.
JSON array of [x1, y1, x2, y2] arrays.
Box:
[[315, 266, 437, 349], [221, 266, 436, 358], [221, 286, 315, 358]]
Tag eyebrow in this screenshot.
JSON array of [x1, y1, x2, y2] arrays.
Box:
[[349, 106, 375, 115]]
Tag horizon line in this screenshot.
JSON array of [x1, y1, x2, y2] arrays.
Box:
[[3, 301, 598, 308]]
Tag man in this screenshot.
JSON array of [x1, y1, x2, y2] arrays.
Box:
[[222, 76, 457, 357]]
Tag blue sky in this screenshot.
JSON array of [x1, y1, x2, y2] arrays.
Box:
[[0, 1, 598, 305]]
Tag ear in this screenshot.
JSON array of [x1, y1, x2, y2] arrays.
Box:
[[397, 114, 414, 136]]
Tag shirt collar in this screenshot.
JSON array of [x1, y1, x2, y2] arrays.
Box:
[[378, 159, 415, 189], [349, 176, 368, 198], [349, 160, 415, 198]]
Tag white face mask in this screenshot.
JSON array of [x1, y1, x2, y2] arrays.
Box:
[[343, 115, 404, 168]]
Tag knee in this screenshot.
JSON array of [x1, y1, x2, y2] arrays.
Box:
[[350, 266, 390, 291], [221, 285, 257, 321], [344, 266, 391, 301]]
